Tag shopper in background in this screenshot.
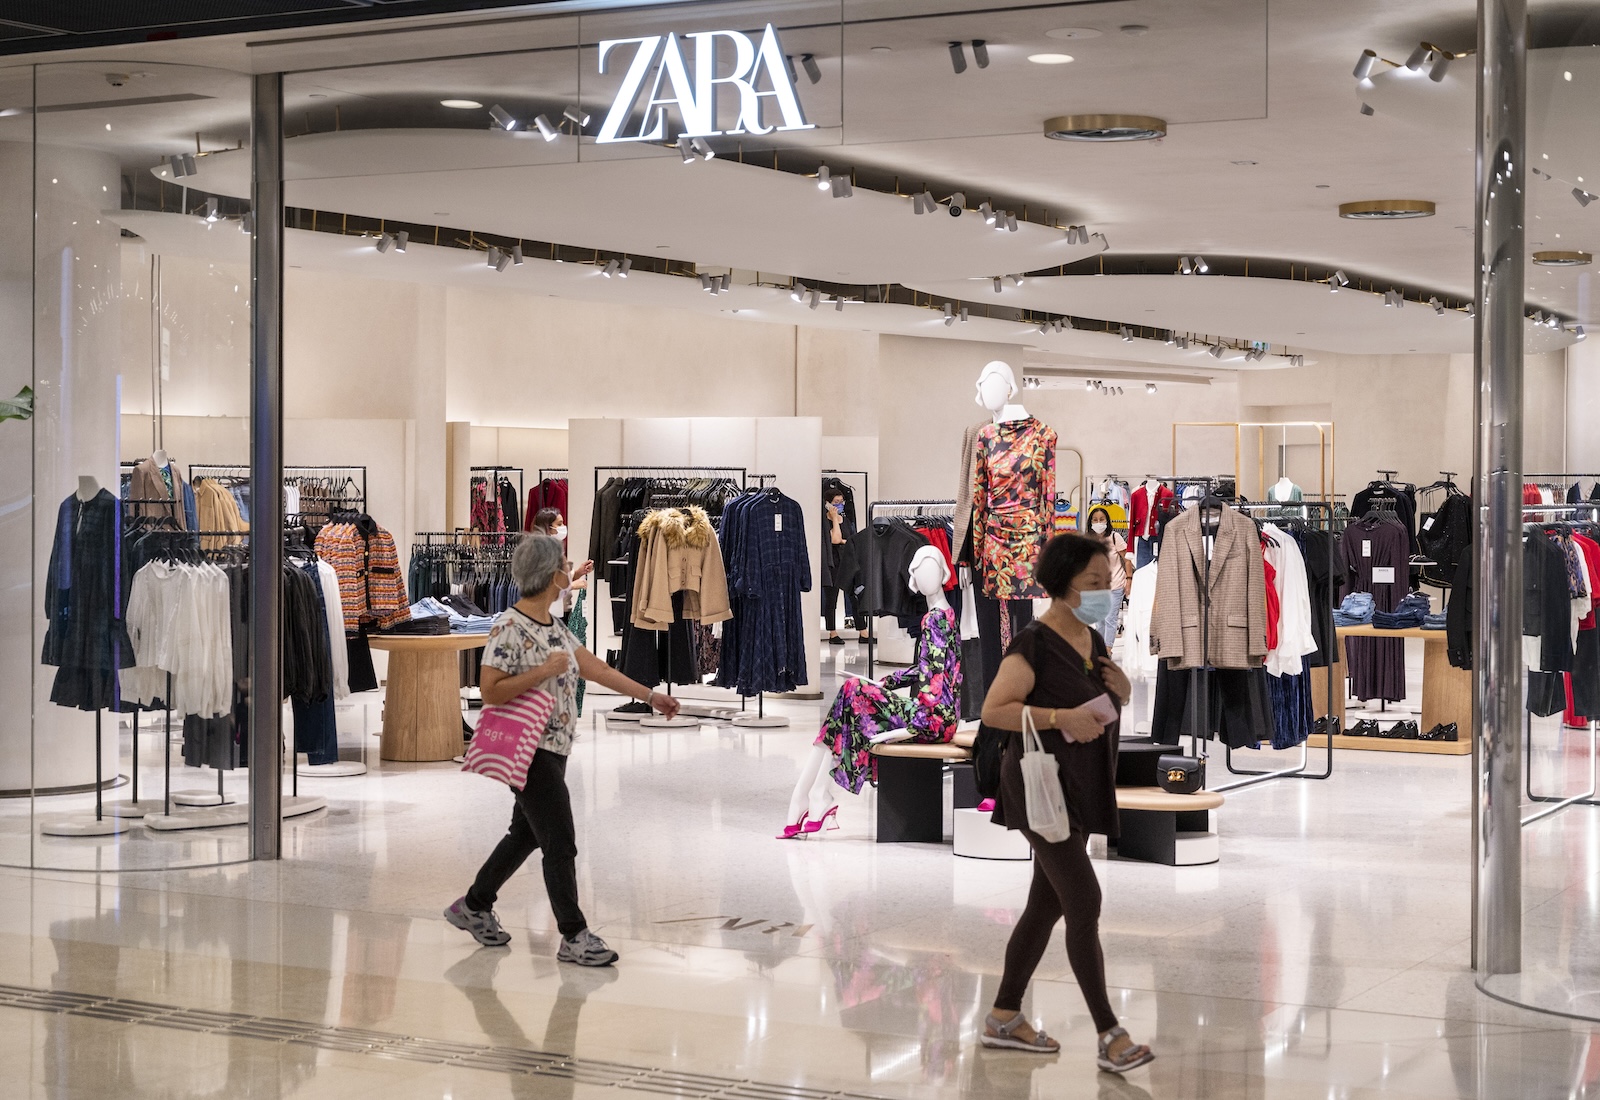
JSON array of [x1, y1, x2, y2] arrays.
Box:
[[445, 534, 679, 966], [530, 507, 592, 624], [1085, 506, 1130, 646], [978, 533, 1153, 1074], [822, 487, 849, 645]]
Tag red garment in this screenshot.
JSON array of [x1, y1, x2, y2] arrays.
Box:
[[1262, 541, 1280, 654], [524, 478, 569, 532], [919, 525, 959, 590], [1130, 483, 1175, 540]]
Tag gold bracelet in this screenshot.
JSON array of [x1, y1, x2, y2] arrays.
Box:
[[1049, 708, 1058, 729]]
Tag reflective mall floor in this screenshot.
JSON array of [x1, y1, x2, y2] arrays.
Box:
[[6, 638, 1600, 1099]]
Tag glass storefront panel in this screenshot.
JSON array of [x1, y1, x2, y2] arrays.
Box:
[[0, 61, 258, 870]]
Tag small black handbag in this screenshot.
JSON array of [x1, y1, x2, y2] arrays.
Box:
[[1156, 753, 1205, 795]]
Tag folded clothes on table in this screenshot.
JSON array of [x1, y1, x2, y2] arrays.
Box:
[[1333, 592, 1374, 626], [1373, 591, 1432, 629]]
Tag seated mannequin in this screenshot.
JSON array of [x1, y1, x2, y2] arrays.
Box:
[[780, 546, 962, 838]]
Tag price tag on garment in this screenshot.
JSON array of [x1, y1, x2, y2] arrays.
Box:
[[1422, 516, 1436, 531], [1371, 567, 1396, 584], [1362, 540, 1372, 557], [774, 515, 783, 532]]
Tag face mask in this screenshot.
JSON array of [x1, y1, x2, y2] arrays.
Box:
[[554, 525, 568, 540], [1072, 588, 1117, 624], [831, 502, 844, 513], [1090, 522, 1108, 535]]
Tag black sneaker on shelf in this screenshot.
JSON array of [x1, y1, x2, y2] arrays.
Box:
[[1389, 720, 1421, 740], [1421, 722, 1460, 741], [1348, 719, 1381, 738]]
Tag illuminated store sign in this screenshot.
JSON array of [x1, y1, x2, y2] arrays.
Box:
[[596, 23, 814, 144]]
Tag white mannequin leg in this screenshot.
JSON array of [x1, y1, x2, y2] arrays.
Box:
[[787, 743, 833, 824]]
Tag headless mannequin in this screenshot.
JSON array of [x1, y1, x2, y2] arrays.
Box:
[[1270, 476, 1296, 502], [786, 553, 951, 827], [151, 449, 170, 469], [76, 476, 99, 502]]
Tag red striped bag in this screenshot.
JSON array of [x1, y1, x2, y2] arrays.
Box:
[[462, 689, 555, 789]]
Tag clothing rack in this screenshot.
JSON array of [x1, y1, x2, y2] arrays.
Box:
[[864, 499, 957, 679], [591, 466, 749, 717], [1521, 503, 1600, 826], [822, 470, 870, 513], [470, 465, 524, 535], [538, 468, 568, 480], [1189, 500, 1341, 793]]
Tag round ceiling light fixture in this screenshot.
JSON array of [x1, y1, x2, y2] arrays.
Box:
[[1028, 53, 1076, 64], [1044, 114, 1166, 141], [1337, 199, 1436, 220], [440, 98, 483, 109], [1533, 249, 1592, 266], [1045, 27, 1102, 39]]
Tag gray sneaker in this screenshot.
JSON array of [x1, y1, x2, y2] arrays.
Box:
[[444, 897, 511, 947], [557, 928, 619, 967]]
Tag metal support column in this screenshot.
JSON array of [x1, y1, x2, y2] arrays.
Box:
[[1473, 0, 1526, 978], [248, 73, 285, 860]]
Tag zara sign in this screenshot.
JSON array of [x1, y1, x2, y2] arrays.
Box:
[[595, 23, 814, 144]]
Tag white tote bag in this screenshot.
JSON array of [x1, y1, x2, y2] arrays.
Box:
[[1020, 707, 1073, 843]]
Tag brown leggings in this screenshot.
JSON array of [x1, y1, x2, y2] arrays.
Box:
[[994, 829, 1119, 1033]]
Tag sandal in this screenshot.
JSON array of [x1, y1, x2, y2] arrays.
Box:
[[1097, 1026, 1154, 1073], [979, 1011, 1059, 1053]]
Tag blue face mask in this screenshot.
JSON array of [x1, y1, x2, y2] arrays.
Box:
[[1072, 588, 1117, 624]]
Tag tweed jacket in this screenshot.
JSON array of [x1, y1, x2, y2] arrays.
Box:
[[1149, 506, 1267, 670], [315, 517, 410, 631], [129, 456, 189, 530], [953, 420, 987, 564]]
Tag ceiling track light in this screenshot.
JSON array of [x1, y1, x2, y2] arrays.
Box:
[[817, 164, 831, 190], [1120, 326, 1133, 342], [1360, 103, 1375, 116], [948, 41, 967, 74], [511, 244, 523, 266], [1289, 354, 1305, 367], [533, 114, 559, 141], [800, 53, 822, 84], [913, 192, 929, 215], [1038, 321, 1050, 335], [617, 257, 631, 278], [830, 174, 854, 198], [1208, 343, 1226, 359], [1384, 288, 1403, 308], [240, 211, 254, 235], [808, 289, 822, 310], [678, 135, 697, 164], [1064, 224, 1089, 245], [1574, 187, 1596, 207], [1428, 51, 1451, 82], [495, 248, 513, 272], [1005, 212, 1019, 232], [201, 197, 219, 222], [1429, 296, 1444, 314], [1146, 382, 1158, 394], [602, 259, 620, 277], [980, 201, 996, 225], [993, 276, 1003, 293], [972, 39, 990, 68], [1404, 43, 1431, 70], [943, 303, 955, 326], [1353, 49, 1378, 80], [1576, 325, 1587, 341], [792, 281, 807, 302], [1178, 256, 1193, 275], [834, 296, 846, 312], [1084, 379, 1094, 392], [699, 272, 713, 292], [488, 104, 519, 131], [959, 306, 970, 323], [1193, 256, 1208, 273], [563, 105, 590, 129], [691, 137, 715, 160], [375, 232, 394, 253], [1008, 273, 1023, 286], [486, 246, 499, 269]]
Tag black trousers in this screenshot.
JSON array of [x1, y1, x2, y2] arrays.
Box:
[[466, 749, 587, 937], [995, 829, 1119, 1033], [973, 591, 1035, 691]]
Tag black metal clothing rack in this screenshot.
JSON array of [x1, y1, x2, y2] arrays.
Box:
[[863, 499, 957, 680], [591, 465, 749, 694], [1200, 500, 1342, 790], [470, 465, 524, 534]]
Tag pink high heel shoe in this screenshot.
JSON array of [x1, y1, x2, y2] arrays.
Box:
[[802, 805, 840, 834], [777, 813, 810, 840]]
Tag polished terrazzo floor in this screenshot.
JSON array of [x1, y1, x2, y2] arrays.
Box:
[[5, 637, 1600, 1099]]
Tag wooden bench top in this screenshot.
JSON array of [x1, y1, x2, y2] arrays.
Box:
[[1117, 786, 1225, 812], [871, 741, 973, 760]]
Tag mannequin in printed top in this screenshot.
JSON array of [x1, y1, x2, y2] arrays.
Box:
[[778, 546, 963, 838]]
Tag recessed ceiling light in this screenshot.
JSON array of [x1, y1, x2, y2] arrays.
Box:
[[1315, 183, 1331, 188], [1120, 24, 1150, 36], [1044, 114, 1166, 141], [1028, 53, 1075, 64], [1533, 250, 1591, 266], [1338, 199, 1436, 220], [307, 93, 327, 100], [870, 45, 892, 53], [1045, 27, 1102, 39], [1565, 71, 1573, 81], [1231, 159, 1257, 166], [440, 98, 483, 109]]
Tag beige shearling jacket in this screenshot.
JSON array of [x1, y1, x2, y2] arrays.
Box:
[[1149, 505, 1267, 670], [631, 506, 733, 629]]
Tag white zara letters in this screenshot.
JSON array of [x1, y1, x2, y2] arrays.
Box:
[[595, 23, 814, 144]]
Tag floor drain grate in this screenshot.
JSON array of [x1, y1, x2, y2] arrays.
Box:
[[0, 981, 895, 1100]]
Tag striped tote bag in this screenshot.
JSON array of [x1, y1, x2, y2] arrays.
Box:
[[462, 689, 555, 789]]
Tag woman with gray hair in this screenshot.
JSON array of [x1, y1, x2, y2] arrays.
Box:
[[446, 533, 679, 966]]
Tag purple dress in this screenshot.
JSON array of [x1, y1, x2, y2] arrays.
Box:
[[1340, 517, 1409, 701], [816, 607, 962, 794]]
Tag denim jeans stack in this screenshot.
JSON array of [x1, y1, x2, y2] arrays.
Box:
[[1372, 591, 1432, 629], [1332, 592, 1375, 627]]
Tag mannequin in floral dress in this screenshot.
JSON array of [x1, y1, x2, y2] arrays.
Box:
[[779, 546, 963, 837]]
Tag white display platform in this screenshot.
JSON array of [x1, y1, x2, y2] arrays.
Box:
[[953, 808, 1031, 860], [172, 790, 231, 807], [640, 715, 700, 729], [1169, 830, 1221, 866], [297, 761, 368, 777], [39, 813, 138, 837], [144, 795, 327, 832], [106, 799, 167, 818], [731, 715, 789, 728]]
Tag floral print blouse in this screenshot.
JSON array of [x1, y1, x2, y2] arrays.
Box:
[[973, 417, 1058, 600]]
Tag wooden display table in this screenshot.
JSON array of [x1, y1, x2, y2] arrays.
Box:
[[1318, 625, 1472, 755], [1114, 787, 1225, 866], [368, 634, 488, 762]]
